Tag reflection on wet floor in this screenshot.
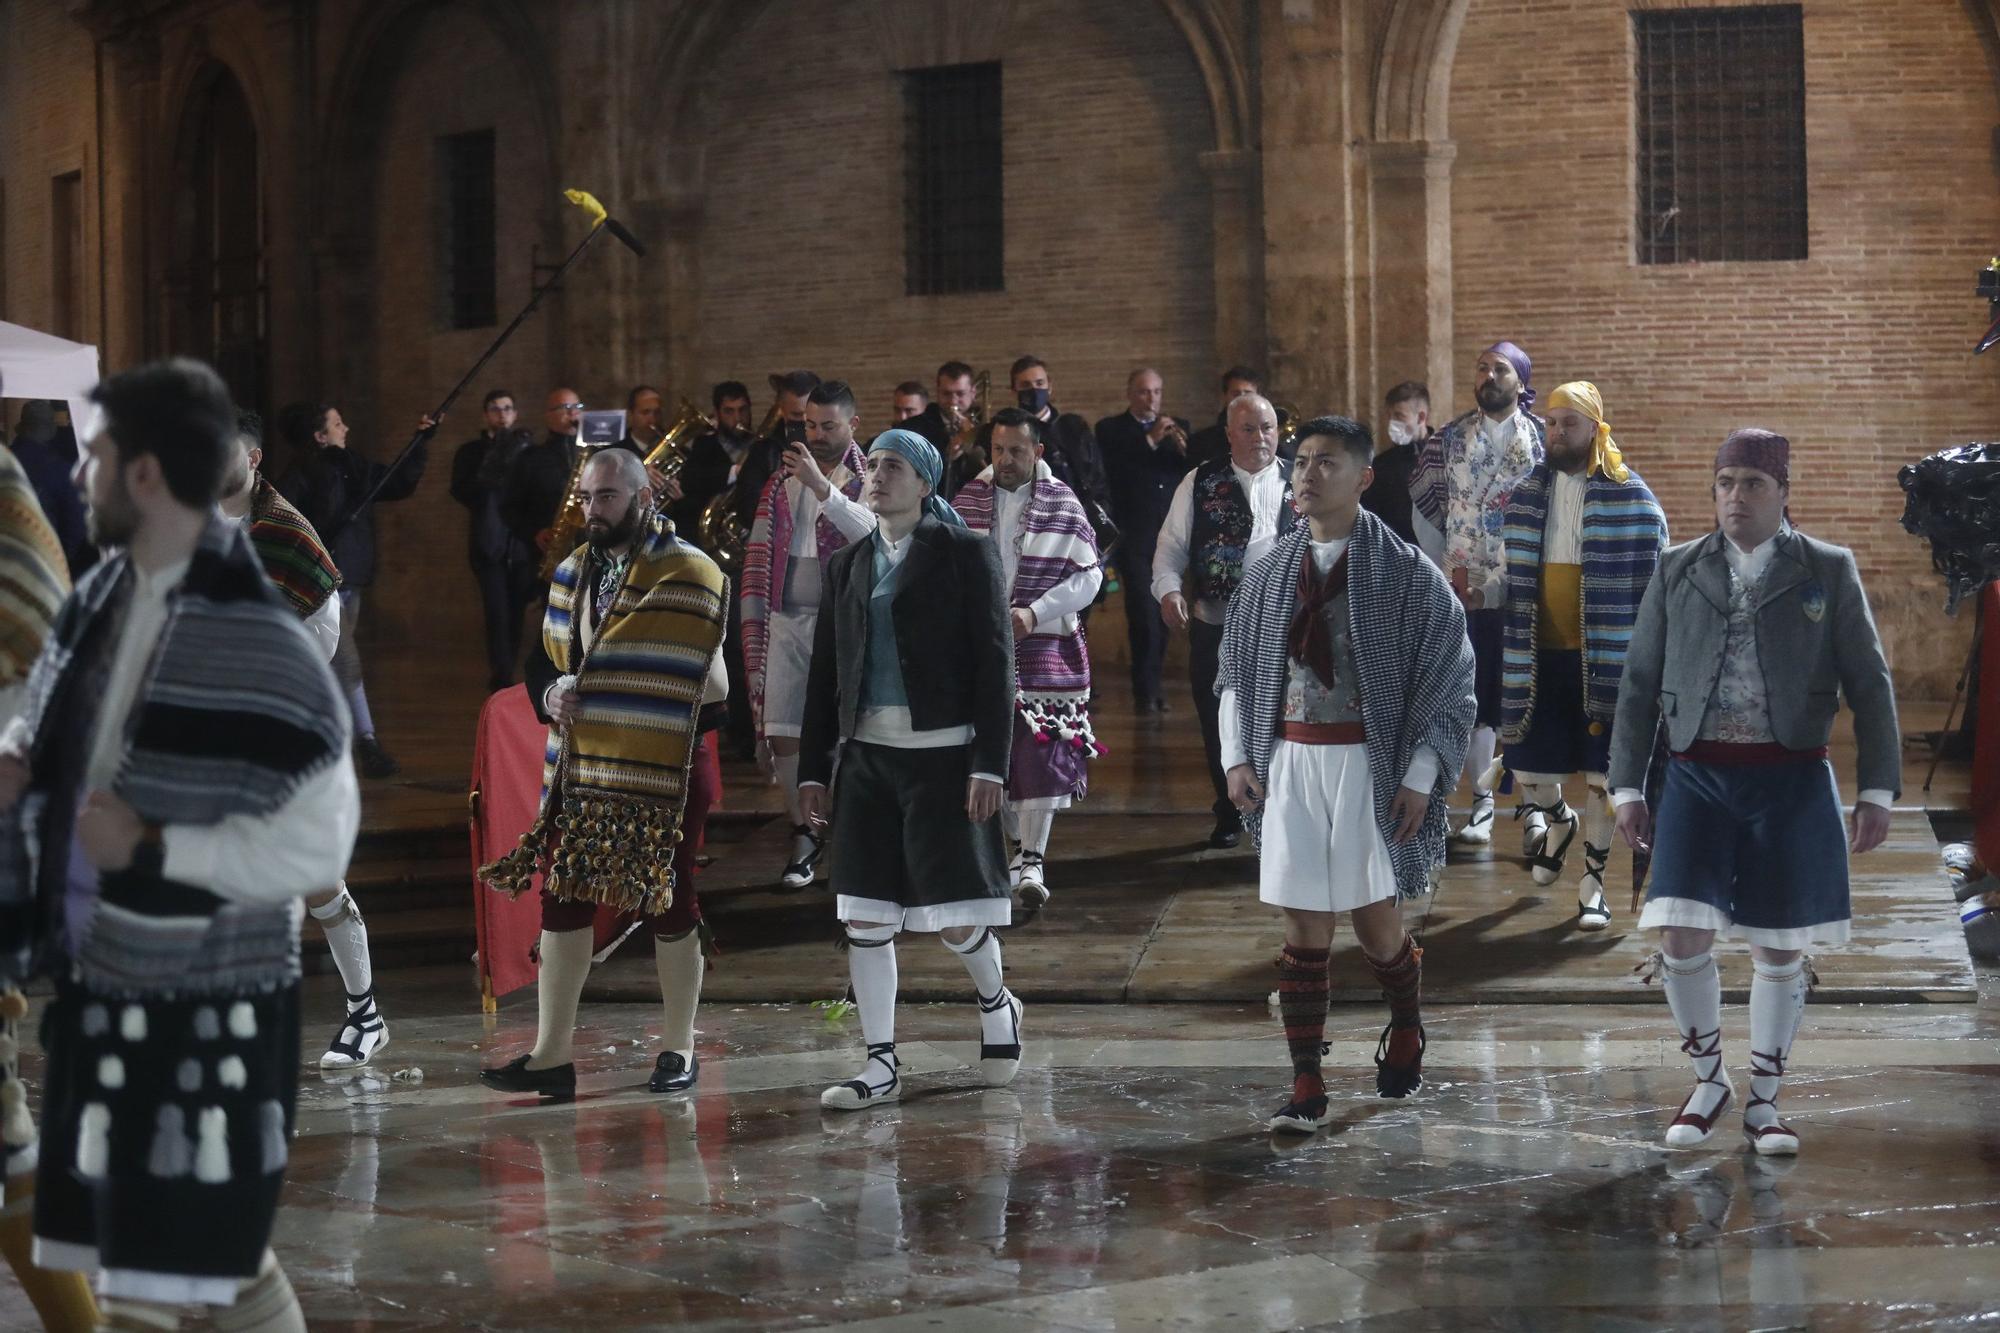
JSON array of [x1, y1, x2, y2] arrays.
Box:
[[7, 972, 1990, 1330]]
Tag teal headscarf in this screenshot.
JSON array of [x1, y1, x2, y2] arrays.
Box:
[[867, 428, 965, 528]]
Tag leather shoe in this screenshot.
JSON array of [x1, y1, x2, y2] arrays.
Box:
[[1208, 815, 1242, 849], [479, 1053, 576, 1099], [648, 1051, 698, 1093]]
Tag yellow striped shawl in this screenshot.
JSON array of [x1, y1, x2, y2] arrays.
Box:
[[0, 450, 68, 688], [480, 515, 727, 914]]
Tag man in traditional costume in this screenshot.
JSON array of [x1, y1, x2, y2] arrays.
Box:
[[1496, 383, 1667, 929], [480, 448, 727, 1099], [0, 381, 94, 1332], [798, 430, 1020, 1111], [1411, 343, 1545, 846], [1153, 393, 1296, 849], [740, 380, 875, 890], [222, 413, 391, 1069], [1613, 429, 1898, 1157], [952, 407, 1104, 908], [1219, 417, 1474, 1133], [0, 358, 360, 1329]]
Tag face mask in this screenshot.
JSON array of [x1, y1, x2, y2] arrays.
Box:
[[1017, 387, 1051, 414], [1387, 419, 1419, 447]]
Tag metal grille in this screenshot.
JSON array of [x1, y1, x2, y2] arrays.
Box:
[[441, 128, 498, 328], [904, 63, 1004, 295], [1634, 5, 1807, 265]]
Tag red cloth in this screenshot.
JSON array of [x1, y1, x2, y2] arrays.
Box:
[[472, 687, 726, 1003], [1977, 583, 2000, 871]]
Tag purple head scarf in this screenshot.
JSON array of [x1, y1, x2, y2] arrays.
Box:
[[1483, 341, 1535, 413]]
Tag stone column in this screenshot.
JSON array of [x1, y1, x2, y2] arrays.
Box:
[[1199, 148, 1266, 374], [98, 27, 161, 370], [1366, 139, 1456, 415]]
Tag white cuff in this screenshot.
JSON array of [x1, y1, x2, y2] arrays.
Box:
[[1612, 788, 1645, 808], [1150, 571, 1185, 605], [1218, 687, 1247, 772], [1402, 745, 1440, 794], [799, 780, 827, 791], [543, 674, 577, 718], [971, 772, 1005, 786], [1857, 790, 1893, 810]]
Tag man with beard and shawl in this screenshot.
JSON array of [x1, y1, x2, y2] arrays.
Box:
[[1219, 417, 1474, 1132], [1496, 383, 1666, 930], [952, 407, 1104, 910], [740, 380, 876, 891], [798, 429, 1020, 1111], [1411, 342, 1545, 848], [480, 447, 728, 1098], [221, 412, 395, 1070], [0, 358, 359, 1330], [1613, 429, 1897, 1158]]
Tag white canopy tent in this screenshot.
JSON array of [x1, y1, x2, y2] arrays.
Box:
[[0, 320, 102, 456]]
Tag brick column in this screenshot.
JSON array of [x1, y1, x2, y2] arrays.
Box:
[[1365, 138, 1456, 412], [1199, 148, 1265, 373]]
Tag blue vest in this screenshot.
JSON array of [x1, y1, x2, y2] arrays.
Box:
[[858, 539, 909, 710]]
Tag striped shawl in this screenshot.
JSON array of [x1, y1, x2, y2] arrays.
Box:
[[482, 513, 727, 915], [247, 476, 341, 619], [1499, 465, 1667, 743], [739, 443, 866, 732], [0, 449, 68, 689], [1220, 511, 1475, 897], [956, 462, 1103, 751], [0, 516, 348, 994]]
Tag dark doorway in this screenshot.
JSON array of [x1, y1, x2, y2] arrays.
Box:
[[176, 69, 266, 409]]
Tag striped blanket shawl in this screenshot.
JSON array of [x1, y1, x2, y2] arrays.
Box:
[[247, 475, 341, 619], [482, 513, 727, 915], [1219, 511, 1475, 898], [739, 443, 866, 731], [955, 462, 1103, 752], [1499, 465, 1667, 742], [0, 449, 68, 689], [0, 516, 348, 994]]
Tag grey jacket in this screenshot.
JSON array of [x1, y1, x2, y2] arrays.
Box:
[[798, 516, 1016, 786], [1608, 527, 1900, 797]]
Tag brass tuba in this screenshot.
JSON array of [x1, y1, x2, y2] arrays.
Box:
[[697, 387, 787, 576], [1273, 400, 1306, 456], [644, 397, 715, 495]]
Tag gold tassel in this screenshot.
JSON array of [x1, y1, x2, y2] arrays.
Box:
[[542, 791, 681, 916]]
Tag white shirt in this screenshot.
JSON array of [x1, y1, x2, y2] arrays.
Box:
[[1215, 533, 1439, 792], [19, 555, 361, 906], [785, 474, 876, 556], [1610, 527, 1890, 811], [1152, 460, 1288, 623], [1546, 469, 1587, 565], [991, 480, 1104, 635]]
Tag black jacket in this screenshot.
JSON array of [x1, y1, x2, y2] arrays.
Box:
[[1359, 442, 1420, 545], [1096, 411, 1191, 550], [450, 430, 533, 564], [904, 402, 954, 456], [799, 517, 1016, 786], [731, 432, 788, 527], [278, 435, 430, 588], [500, 432, 581, 548], [668, 431, 739, 538], [1185, 413, 1229, 471]]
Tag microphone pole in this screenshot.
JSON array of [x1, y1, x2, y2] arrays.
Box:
[[334, 189, 645, 529]]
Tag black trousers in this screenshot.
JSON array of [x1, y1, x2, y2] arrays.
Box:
[[1186, 618, 1232, 820], [722, 592, 754, 753], [473, 557, 535, 688], [1118, 540, 1166, 703]]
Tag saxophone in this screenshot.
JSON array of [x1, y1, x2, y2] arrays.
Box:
[[537, 446, 599, 582]]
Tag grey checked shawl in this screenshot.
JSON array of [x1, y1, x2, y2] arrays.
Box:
[[1219, 510, 1476, 897], [0, 515, 349, 994]]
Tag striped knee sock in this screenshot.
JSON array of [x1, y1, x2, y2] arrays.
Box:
[[1367, 935, 1424, 1067], [1276, 945, 1331, 1100]]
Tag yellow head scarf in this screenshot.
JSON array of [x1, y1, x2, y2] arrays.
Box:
[[1542, 381, 1629, 482]]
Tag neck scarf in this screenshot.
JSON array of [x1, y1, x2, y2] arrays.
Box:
[[1288, 546, 1349, 689]]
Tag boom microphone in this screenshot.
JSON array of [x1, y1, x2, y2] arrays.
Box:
[[604, 217, 647, 259]]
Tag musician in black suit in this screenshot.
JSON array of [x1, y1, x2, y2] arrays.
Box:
[[1185, 366, 1262, 471], [1096, 367, 1192, 712]]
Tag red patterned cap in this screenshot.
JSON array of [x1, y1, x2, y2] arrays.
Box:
[[1714, 428, 1789, 486]]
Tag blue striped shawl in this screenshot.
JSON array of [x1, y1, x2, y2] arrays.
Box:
[[1219, 511, 1475, 898], [1499, 465, 1667, 741]]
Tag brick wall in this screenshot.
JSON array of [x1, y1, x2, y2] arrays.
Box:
[[359, 6, 554, 649], [690, 0, 1220, 433], [0, 0, 98, 350], [1448, 0, 2000, 696]]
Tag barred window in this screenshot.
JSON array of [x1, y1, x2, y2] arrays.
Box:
[[904, 63, 1003, 295], [1634, 5, 1807, 265], [440, 129, 497, 328]]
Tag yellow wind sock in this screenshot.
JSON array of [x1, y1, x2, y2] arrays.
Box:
[[563, 189, 609, 228]]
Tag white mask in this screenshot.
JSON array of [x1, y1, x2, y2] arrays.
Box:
[[1387, 419, 1420, 447]]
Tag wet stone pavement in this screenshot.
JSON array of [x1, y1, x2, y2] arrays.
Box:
[[6, 966, 1990, 1330]]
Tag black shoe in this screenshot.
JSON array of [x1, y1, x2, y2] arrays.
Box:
[[479, 1053, 576, 1099], [353, 734, 399, 779], [1208, 814, 1242, 849], [779, 825, 824, 891], [1151, 697, 1171, 715], [648, 1051, 698, 1093]]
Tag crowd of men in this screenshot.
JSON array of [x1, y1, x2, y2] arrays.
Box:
[[0, 339, 1900, 1326]]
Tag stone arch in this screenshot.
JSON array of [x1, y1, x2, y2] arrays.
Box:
[[1371, 0, 1472, 144]]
